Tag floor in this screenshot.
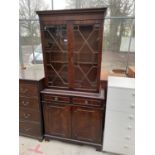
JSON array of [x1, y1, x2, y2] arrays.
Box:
[[19, 136, 115, 155]]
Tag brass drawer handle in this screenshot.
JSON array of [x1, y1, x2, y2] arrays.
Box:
[[85, 100, 88, 104], [24, 128, 31, 131], [21, 88, 28, 94], [22, 101, 30, 106], [54, 97, 58, 101], [24, 113, 31, 119]]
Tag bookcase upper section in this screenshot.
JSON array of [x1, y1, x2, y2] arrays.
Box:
[[37, 8, 107, 92]]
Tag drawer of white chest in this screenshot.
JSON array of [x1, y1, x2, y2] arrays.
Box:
[[106, 87, 135, 112], [103, 138, 134, 155], [104, 110, 134, 144]]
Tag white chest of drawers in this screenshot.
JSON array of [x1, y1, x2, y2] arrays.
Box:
[[103, 76, 135, 155]]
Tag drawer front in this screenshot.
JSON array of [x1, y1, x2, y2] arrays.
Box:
[[19, 108, 40, 122], [107, 87, 135, 112], [19, 97, 39, 109], [73, 97, 103, 108], [103, 138, 133, 155], [42, 94, 70, 103], [19, 121, 41, 137], [103, 110, 135, 150], [20, 83, 38, 97]]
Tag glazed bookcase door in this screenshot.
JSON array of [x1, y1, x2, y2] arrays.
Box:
[[41, 21, 103, 92], [72, 23, 102, 92], [43, 25, 69, 89]]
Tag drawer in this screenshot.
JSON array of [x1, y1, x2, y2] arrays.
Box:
[[72, 97, 102, 108], [104, 110, 135, 144], [20, 83, 38, 97], [19, 97, 39, 109], [42, 94, 70, 103], [19, 121, 41, 137], [19, 108, 40, 122], [107, 87, 135, 112], [103, 138, 133, 155]]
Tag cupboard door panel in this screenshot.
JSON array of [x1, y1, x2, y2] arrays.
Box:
[[43, 103, 71, 138], [72, 107, 103, 143]]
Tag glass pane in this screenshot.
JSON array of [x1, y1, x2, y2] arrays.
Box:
[[44, 25, 67, 52], [44, 25, 69, 88], [47, 63, 68, 87], [73, 24, 100, 90], [19, 20, 43, 67]]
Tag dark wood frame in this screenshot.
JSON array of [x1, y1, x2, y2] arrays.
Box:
[[37, 8, 107, 93], [41, 88, 106, 151], [36, 8, 107, 151]]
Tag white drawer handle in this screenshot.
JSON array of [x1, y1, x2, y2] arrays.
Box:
[[124, 145, 129, 149], [125, 136, 131, 140], [128, 115, 134, 120], [127, 126, 132, 130], [132, 93, 135, 97], [130, 104, 135, 108]]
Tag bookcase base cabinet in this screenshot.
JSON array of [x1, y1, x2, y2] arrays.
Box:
[[41, 89, 105, 150]]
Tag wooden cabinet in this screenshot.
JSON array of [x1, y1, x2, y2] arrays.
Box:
[[37, 8, 107, 151], [44, 103, 71, 138], [41, 89, 105, 150], [19, 66, 45, 141], [103, 76, 135, 155], [72, 107, 103, 143], [37, 8, 107, 92]]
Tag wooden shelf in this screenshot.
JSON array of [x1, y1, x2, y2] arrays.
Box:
[[74, 62, 98, 65], [49, 61, 68, 64], [45, 50, 68, 53]]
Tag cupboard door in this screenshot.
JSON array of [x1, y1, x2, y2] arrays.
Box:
[[72, 107, 103, 143], [72, 23, 102, 92], [42, 25, 69, 89], [43, 103, 71, 138]]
